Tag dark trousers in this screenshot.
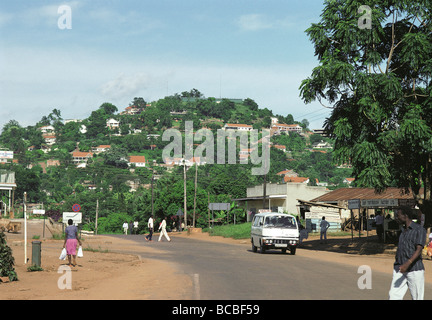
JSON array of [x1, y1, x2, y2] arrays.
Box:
[[146, 228, 153, 240], [377, 224, 384, 242]]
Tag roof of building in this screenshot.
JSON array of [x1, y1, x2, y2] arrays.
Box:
[[129, 155, 146, 163], [72, 151, 93, 157], [284, 176, 309, 183], [310, 187, 418, 202], [225, 123, 253, 127]]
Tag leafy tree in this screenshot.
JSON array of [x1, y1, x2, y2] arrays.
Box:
[[300, 0, 432, 226], [100, 102, 118, 115], [243, 98, 259, 111], [86, 109, 109, 138], [130, 97, 146, 108], [103, 145, 129, 168]]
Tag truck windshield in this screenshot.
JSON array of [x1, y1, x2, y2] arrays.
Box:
[[264, 216, 297, 229]]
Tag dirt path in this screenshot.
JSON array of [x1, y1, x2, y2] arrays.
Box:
[[1, 220, 432, 299]]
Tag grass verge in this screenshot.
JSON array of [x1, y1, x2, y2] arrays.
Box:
[[203, 223, 251, 240]]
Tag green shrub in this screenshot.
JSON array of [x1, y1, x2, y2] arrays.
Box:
[[0, 231, 18, 281]]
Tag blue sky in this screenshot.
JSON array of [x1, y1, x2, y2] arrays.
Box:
[[0, 0, 330, 130]]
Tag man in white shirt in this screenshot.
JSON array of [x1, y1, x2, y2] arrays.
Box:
[[122, 222, 128, 235], [145, 215, 154, 241], [133, 221, 139, 234], [320, 216, 330, 244], [375, 212, 384, 242], [158, 217, 171, 242]]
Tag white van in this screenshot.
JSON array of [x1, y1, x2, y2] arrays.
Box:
[[251, 212, 299, 255]]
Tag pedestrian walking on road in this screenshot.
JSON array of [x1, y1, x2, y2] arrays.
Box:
[[145, 215, 154, 241], [133, 221, 139, 234], [63, 219, 82, 267], [158, 216, 171, 242], [388, 206, 426, 300], [320, 216, 330, 244]]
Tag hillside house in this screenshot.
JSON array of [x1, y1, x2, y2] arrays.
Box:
[[223, 123, 253, 131], [71, 151, 93, 164], [42, 134, 56, 145], [106, 118, 120, 129], [271, 123, 302, 134], [38, 125, 55, 133], [128, 155, 146, 167]]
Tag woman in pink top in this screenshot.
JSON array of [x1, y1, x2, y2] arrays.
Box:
[[63, 219, 82, 267]]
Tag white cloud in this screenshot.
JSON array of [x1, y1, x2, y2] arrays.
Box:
[[236, 14, 273, 31], [236, 13, 294, 32]]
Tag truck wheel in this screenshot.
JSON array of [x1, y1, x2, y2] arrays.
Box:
[[260, 242, 266, 254], [251, 239, 257, 252], [290, 247, 296, 255], [282, 248, 287, 254]]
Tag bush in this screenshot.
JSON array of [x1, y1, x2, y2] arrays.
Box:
[[96, 212, 133, 234], [0, 231, 18, 281]]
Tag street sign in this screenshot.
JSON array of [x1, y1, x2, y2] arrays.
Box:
[[348, 199, 361, 209], [208, 203, 230, 211], [33, 209, 45, 215], [63, 212, 82, 225], [72, 203, 81, 212], [360, 199, 398, 208]]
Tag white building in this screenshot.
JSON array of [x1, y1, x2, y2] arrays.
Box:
[[128, 155, 146, 167], [106, 118, 120, 129], [223, 123, 253, 131], [235, 183, 329, 221], [271, 123, 302, 133], [38, 125, 55, 133]]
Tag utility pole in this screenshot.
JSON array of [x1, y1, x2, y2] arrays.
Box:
[[24, 192, 27, 264], [151, 169, 154, 216], [183, 158, 187, 229], [262, 174, 267, 210], [193, 163, 197, 228], [208, 191, 210, 229], [95, 199, 99, 235]]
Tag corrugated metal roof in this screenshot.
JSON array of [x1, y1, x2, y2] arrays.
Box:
[[310, 187, 418, 202]]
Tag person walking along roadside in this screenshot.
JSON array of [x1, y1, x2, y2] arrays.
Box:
[[388, 206, 426, 300], [145, 215, 154, 241], [63, 219, 82, 267], [158, 216, 171, 242]]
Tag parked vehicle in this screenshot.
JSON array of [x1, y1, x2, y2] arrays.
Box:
[[251, 212, 299, 255]]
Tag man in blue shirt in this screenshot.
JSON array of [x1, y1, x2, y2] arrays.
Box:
[[388, 206, 426, 300]]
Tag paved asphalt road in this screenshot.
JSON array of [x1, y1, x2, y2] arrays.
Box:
[[107, 233, 432, 300]]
